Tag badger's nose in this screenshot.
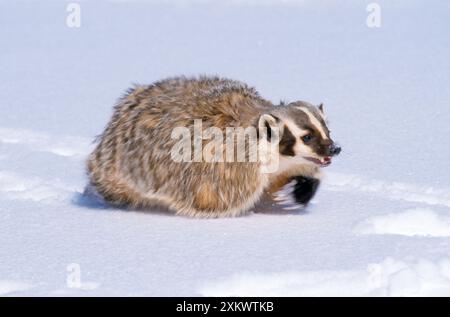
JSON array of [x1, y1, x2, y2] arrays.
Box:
[[329, 144, 341, 156]]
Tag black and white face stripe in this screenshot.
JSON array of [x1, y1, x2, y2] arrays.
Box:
[[296, 106, 329, 139], [276, 102, 338, 158], [278, 124, 296, 156]]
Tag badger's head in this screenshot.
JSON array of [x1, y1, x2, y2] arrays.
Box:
[[259, 101, 341, 171]]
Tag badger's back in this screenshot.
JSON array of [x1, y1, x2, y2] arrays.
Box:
[[87, 76, 273, 217]]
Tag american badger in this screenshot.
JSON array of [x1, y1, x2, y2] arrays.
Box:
[[87, 76, 341, 217]]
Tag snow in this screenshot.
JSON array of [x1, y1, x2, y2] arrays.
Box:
[[200, 258, 450, 296], [0, 0, 449, 296], [354, 208, 450, 237]]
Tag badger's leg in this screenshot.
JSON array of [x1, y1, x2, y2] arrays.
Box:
[[291, 176, 320, 205]]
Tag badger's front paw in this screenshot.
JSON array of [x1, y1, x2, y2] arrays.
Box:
[[272, 176, 320, 209], [291, 176, 320, 205]]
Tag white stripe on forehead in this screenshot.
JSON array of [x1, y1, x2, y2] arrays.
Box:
[[296, 106, 328, 140], [283, 117, 308, 136]]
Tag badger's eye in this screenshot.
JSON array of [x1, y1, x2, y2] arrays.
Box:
[[302, 133, 314, 143]]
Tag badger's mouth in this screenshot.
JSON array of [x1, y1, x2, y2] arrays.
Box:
[[303, 156, 332, 167]]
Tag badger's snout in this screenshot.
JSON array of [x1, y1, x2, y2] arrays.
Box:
[[328, 143, 341, 156]]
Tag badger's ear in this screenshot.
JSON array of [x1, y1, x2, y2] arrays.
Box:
[[318, 103, 324, 114], [258, 114, 281, 141]]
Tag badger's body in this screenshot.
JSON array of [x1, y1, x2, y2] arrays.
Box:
[[87, 76, 340, 217]]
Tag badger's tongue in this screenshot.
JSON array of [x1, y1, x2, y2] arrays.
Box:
[[304, 156, 332, 167], [321, 157, 332, 167]]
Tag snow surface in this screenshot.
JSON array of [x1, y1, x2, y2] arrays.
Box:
[[0, 0, 449, 296]]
